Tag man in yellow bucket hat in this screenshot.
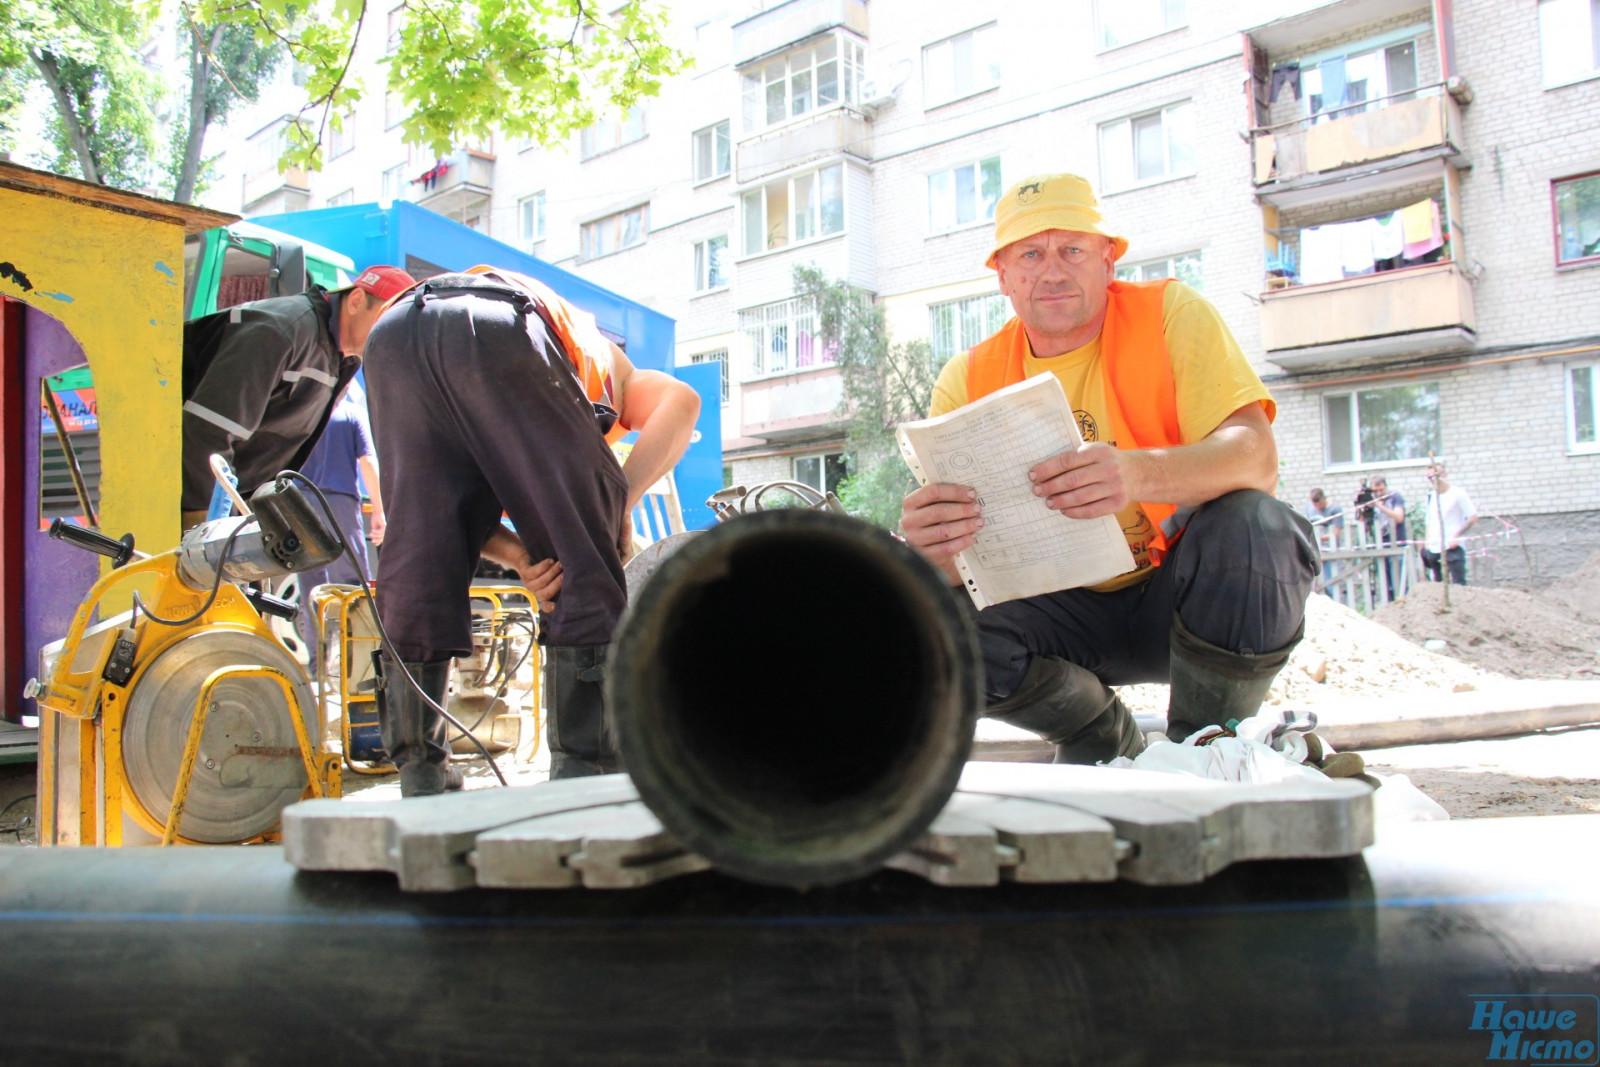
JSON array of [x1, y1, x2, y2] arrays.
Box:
[[901, 173, 1319, 764]]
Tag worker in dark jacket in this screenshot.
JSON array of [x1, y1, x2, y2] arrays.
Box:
[[180, 265, 415, 526], [364, 267, 700, 794]]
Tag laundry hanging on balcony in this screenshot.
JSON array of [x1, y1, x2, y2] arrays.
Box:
[[413, 159, 451, 191], [1400, 199, 1443, 259], [1371, 212, 1405, 261]]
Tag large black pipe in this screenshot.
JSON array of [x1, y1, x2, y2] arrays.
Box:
[[610, 509, 983, 888], [0, 817, 1596, 1064]]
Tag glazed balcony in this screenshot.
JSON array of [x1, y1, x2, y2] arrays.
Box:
[[1261, 260, 1476, 369], [414, 149, 495, 227], [241, 164, 310, 215], [1251, 86, 1464, 206]]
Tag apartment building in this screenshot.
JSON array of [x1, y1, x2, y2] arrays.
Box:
[[201, 0, 1600, 584]]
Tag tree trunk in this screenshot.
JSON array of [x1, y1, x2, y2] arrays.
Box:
[[172, 25, 221, 204], [30, 50, 100, 184]]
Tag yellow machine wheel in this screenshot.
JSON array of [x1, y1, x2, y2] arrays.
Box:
[[120, 629, 317, 843]]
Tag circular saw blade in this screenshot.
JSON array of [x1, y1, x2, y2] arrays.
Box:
[[121, 629, 317, 843]]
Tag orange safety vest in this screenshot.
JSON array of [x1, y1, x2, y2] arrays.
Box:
[[965, 280, 1184, 562], [464, 266, 629, 444]]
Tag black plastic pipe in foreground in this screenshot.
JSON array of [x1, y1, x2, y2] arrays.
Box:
[[0, 816, 1596, 1065], [610, 509, 983, 888]]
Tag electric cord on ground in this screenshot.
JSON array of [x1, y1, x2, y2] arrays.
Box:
[[276, 470, 508, 787]]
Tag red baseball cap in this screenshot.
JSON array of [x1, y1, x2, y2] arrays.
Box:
[[349, 265, 415, 303]]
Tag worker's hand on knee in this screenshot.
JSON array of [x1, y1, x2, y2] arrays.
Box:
[[518, 558, 563, 606], [1030, 443, 1130, 519], [901, 483, 982, 584]]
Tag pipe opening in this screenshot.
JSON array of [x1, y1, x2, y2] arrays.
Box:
[[615, 514, 977, 881]]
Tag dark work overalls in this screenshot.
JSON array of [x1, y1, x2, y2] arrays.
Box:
[[363, 273, 629, 788]]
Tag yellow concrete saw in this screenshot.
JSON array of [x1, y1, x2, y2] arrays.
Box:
[[29, 476, 345, 846]]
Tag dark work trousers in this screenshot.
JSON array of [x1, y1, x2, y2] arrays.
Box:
[[363, 286, 628, 662], [975, 490, 1319, 702], [1420, 546, 1467, 586], [294, 490, 368, 653]]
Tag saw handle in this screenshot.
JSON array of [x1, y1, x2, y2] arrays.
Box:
[[49, 519, 136, 568]]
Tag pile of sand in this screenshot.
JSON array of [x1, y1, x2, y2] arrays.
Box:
[[1116, 553, 1600, 714]]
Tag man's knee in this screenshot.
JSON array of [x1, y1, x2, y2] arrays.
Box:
[[1180, 490, 1317, 578], [1170, 490, 1317, 654]]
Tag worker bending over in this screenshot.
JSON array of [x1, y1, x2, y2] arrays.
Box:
[[364, 267, 699, 795], [901, 173, 1318, 764], [180, 266, 415, 527]]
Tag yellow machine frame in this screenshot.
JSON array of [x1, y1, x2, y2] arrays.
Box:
[[312, 583, 542, 774], [34, 552, 340, 846]]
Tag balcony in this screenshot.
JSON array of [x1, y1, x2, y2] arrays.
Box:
[[1260, 260, 1476, 369], [733, 0, 867, 66], [241, 165, 310, 215], [1251, 87, 1464, 207], [736, 108, 872, 185], [738, 365, 844, 444], [414, 149, 495, 227]]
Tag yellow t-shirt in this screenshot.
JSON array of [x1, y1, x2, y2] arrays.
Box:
[[929, 282, 1272, 590]]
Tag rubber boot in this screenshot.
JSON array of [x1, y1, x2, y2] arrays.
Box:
[[1165, 616, 1302, 743], [376, 657, 464, 797], [985, 655, 1146, 766], [544, 644, 620, 780]]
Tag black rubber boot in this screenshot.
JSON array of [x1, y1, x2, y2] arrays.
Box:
[[544, 644, 619, 780], [985, 655, 1146, 766], [1165, 616, 1302, 743], [377, 657, 464, 797]]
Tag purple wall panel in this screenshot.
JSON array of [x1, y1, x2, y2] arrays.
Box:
[[22, 307, 99, 712]]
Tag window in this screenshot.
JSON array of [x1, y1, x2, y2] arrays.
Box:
[[1571, 363, 1600, 451], [1540, 0, 1600, 87], [327, 121, 353, 159], [693, 121, 731, 182], [739, 296, 835, 378], [386, 91, 407, 130], [928, 293, 1009, 364], [386, 5, 405, 52], [794, 451, 851, 495], [740, 34, 865, 133], [741, 163, 845, 255], [245, 118, 303, 180], [581, 106, 647, 158], [690, 349, 730, 404], [1303, 40, 1418, 119], [923, 24, 999, 107], [1100, 102, 1195, 192], [520, 191, 547, 244], [1554, 172, 1600, 266], [694, 235, 729, 291], [381, 163, 411, 204], [1323, 383, 1440, 467], [1096, 0, 1186, 50], [581, 205, 648, 260], [928, 157, 1001, 234], [326, 188, 355, 207], [1116, 251, 1203, 291]]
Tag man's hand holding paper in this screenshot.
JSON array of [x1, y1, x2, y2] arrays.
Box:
[[1029, 441, 1132, 519]]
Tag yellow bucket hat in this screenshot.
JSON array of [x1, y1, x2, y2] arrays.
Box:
[[986, 173, 1129, 269]]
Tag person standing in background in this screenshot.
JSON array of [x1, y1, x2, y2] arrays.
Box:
[[1421, 461, 1478, 585], [1368, 475, 1408, 600], [294, 380, 385, 656], [1304, 488, 1344, 596]]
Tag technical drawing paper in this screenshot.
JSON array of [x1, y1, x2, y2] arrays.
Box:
[[897, 373, 1136, 609]]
